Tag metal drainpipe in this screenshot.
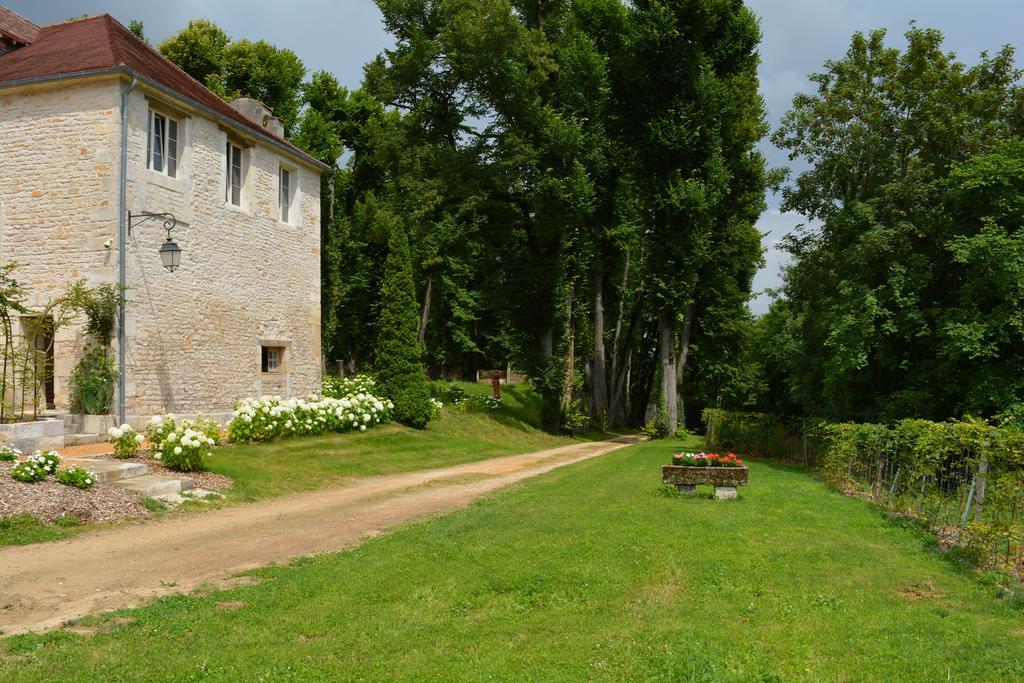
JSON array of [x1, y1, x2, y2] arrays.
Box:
[[117, 77, 137, 426]]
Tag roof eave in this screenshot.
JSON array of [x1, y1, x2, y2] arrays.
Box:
[[0, 65, 330, 173]]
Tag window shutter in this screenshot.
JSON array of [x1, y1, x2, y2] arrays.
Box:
[[146, 110, 152, 169]]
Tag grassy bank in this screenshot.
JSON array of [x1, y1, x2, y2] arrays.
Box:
[[212, 383, 581, 502], [4, 435, 1023, 680]]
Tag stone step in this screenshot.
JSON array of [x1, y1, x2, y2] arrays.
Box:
[[111, 474, 194, 498], [64, 433, 106, 447], [63, 459, 149, 484]]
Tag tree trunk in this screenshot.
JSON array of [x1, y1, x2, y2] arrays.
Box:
[[611, 247, 630, 360], [609, 291, 640, 427], [562, 288, 575, 409], [591, 269, 607, 426], [674, 302, 694, 428], [539, 325, 560, 433], [418, 275, 433, 345], [658, 309, 678, 434]]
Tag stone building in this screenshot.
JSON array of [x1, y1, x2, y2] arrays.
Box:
[[0, 7, 327, 424]]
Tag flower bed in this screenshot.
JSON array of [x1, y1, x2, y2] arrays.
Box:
[[227, 392, 393, 444], [671, 451, 745, 468], [663, 452, 749, 494], [145, 415, 222, 472], [0, 459, 145, 523]]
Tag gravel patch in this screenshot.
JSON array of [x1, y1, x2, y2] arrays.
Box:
[[0, 462, 148, 523]]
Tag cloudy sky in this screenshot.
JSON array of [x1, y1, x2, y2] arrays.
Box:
[[7, 0, 1021, 312]]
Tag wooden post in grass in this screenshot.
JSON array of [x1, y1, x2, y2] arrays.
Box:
[[974, 453, 988, 522]]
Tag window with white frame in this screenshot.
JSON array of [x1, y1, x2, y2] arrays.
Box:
[[225, 141, 243, 206], [279, 165, 295, 223], [147, 109, 179, 177], [261, 345, 284, 373]]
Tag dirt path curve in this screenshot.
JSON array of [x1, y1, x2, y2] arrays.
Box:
[[0, 435, 641, 635]]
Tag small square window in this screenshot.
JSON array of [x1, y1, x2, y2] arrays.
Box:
[[261, 346, 284, 373]]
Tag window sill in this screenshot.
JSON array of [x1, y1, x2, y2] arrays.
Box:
[[226, 202, 252, 216], [146, 169, 185, 192]]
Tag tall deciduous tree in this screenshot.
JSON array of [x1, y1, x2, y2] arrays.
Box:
[[768, 27, 1024, 421], [160, 21, 306, 134], [622, 0, 766, 434]]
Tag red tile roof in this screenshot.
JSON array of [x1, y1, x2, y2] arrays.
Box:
[[0, 5, 39, 44], [0, 11, 326, 170]]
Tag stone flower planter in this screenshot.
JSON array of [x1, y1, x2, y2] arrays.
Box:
[[662, 464, 749, 499]]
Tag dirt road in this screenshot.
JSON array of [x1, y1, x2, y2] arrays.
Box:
[[0, 436, 640, 635]]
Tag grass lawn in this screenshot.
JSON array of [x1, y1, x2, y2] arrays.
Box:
[[0, 383, 582, 546], [4, 435, 1023, 681]]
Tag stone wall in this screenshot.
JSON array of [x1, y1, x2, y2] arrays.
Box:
[[0, 77, 121, 412], [0, 75, 322, 421]]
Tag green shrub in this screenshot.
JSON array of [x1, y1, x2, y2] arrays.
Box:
[[69, 345, 117, 415], [373, 224, 431, 429], [55, 466, 97, 489], [76, 283, 121, 342], [392, 381, 432, 430], [704, 409, 791, 457], [446, 384, 468, 405], [0, 444, 21, 461], [643, 399, 670, 439], [560, 400, 588, 434]]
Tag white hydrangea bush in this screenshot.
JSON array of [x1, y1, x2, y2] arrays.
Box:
[[145, 414, 222, 454], [155, 422, 217, 472], [107, 423, 145, 459], [322, 374, 380, 399], [228, 391, 394, 443]]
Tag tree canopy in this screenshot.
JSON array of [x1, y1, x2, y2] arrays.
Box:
[[761, 27, 1024, 422], [159, 3, 772, 434]]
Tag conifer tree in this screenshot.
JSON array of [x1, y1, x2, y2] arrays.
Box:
[[374, 220, 432, 429]]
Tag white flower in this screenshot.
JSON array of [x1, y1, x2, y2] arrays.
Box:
[[120, 423, 131, 432], [134, 434, 145, 443], [174, 446, 182, 455], [360, 425, 367, 431], [168, 432, 178, 442], [109, 427, 123, 439]]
